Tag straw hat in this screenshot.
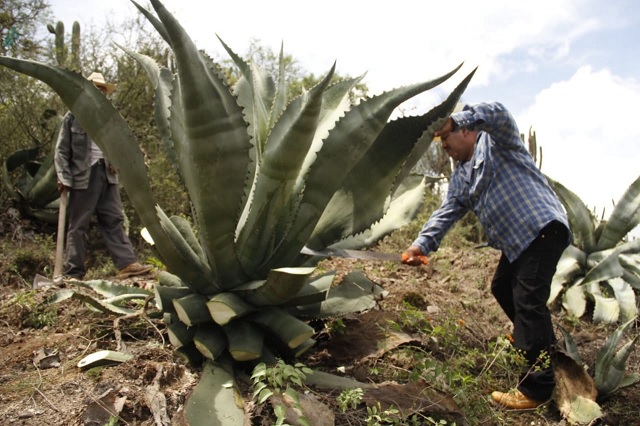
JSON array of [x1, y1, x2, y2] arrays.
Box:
[[87, 72, 117, 94]]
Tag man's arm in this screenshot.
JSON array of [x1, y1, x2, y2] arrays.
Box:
[[54, 112, 73, 191], [451, 102, 523, 150]]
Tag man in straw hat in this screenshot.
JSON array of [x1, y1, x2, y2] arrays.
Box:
[[54, 72, 152, 280], [402, 101, 571, 410]]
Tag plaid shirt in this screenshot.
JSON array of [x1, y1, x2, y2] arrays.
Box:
[[412, 102, 569, 262]]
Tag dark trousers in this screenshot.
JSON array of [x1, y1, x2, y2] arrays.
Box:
[[64, 161, 136, 278], [491, 221, 569, 401]]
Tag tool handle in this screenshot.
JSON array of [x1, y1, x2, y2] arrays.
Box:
[[53, 189, 68, 280], [401, 252, 428, 265]]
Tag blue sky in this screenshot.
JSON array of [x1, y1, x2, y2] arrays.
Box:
[[49, 0, 640, 220]]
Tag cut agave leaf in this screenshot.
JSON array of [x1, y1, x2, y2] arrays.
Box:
[[173, 293, 213, 326], [77, 350, 133, 369], [185, 360, 245, 426], [207, 292, 255, 325], [249, 307, 315, 349], [224, 320, 264, 361], [194, 323, 227, 360]]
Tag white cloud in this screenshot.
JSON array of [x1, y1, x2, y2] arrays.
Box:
[[518, 65, 640, 216]]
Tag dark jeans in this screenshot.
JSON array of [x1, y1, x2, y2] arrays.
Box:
[[64, 161, 136, 278], [491, 220, 569, 401]]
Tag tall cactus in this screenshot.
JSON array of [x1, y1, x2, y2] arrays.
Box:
[[47, 20, 82, 71]]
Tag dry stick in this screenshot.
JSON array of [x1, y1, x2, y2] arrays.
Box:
[[113, 295, 163, 352]]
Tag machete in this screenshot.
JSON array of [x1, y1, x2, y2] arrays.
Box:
[[301, 247, 428, 264]]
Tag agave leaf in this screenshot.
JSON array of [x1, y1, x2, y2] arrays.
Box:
[[332, 175, 427, 249], [117, 43, 183, 178], [289, 270, 387, 318], [185, 360, 245, 426], [563, 396, 603, 425], [224, 320, 264, 361], [617, 373, 640, 390], [562, 281, 587, 318], [130, 0, 171, 45], [206, 292, 255, 325], [156, 206, 218, 294], [581, 249, 624, 288], [248, 307, 315, 349], [236, 65, 336, 274], [232, 267, 316, 306], [271, 65, 463, 265], [591, 292, 620, 324], [606, 278, 638, 323], [154, 285, 191, 314], [596, 174, 640, 251], [48, 289, 138, 315], [549, 245, 586, 304], [594, 317, 638, 396], [193, 323, 227, 360], [150, 0, 252, 287], [281, 271, 334, 307], [394, 68, 477, 188], [557, 326, 582, 364], [547, 176, 596, 253], [0, 55, 199, 285], [173, 293, 213, 326], [167, 320, 196, 348], [309, 69, 476, 247], [25, 149, 59, 207], [217, 35, 275, 157]]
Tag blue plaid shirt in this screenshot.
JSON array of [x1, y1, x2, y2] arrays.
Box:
[[412, 102, 569, 262]]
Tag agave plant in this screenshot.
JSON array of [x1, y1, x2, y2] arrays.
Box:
[[2, 20, 82, 224], [548, 175, 640, 324], [0, 0, 474, 422], [558, 317, 639, 399], [3, 135, 61, 224]]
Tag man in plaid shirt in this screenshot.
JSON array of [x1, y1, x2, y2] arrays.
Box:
[[404, 102, 570, 409]]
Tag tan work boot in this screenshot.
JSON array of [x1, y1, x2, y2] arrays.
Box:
[[117, 262, 153, 279], [491, 390, 544, 410]]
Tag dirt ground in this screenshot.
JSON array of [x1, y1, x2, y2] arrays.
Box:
[[0, 210, 638, 426]]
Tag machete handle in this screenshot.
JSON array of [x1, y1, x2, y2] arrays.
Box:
[[401, 252, 428, 265]]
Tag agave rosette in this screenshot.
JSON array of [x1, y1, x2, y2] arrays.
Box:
[[548, 175, 640, 323]]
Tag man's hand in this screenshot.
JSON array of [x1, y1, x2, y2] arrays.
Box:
[[57, 181, 70, 193], [434, 117, 454, 141], [108, 164, 117, 175], [402, 245, 428, 266]]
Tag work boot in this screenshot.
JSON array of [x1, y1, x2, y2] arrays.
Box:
[[491, 390, 544, 410], [117, 262, 153, 279]]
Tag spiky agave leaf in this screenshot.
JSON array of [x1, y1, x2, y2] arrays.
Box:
[[596, 174, 640, 251], [549, 245, 586, 304], [308, 69, 476, 247], [547, 176, 596, 253], [594, 317, 639, 396], [148, 0, 252, 287], [268, 64, 464, 268], [236, 65, 337, 275]]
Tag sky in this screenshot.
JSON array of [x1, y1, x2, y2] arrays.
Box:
[[48, 0, 640, 221]]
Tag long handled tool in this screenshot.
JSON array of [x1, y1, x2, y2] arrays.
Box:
[[33, 189, 68, 288], [301, 246, 428, 264], [52, 188, 68, 282]]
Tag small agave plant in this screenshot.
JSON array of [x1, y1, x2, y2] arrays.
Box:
[[0, 0, 474, 423], [547, 175, 640, 324], [555, 318, 639, 424]]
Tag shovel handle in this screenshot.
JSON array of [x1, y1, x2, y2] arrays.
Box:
[[53, 189, 68, 280]]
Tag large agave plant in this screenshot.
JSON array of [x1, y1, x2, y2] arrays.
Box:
[[548, 175, 640, 324], [0, 0, 474, 422]]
